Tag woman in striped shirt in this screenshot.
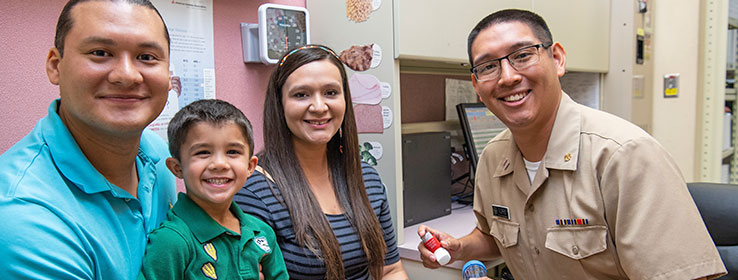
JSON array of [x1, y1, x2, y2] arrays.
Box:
[[235, 45, 408, 280]]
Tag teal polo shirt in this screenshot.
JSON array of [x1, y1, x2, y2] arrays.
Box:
[[140, 193, 288, 280], [0, 99, 178, 279]]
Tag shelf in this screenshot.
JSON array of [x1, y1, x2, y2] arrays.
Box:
[[398, 202, 505, 270], [730, 17, 738, 29], [723, 147, 734, 159], [727, 88, 737, 101], [401, 120, 460, 134], [399, 59, 470, 75]]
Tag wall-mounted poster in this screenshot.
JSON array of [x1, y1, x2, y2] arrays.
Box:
[[148, 0, 216, 141], [346, 0, 378, 22], [339, 43, 381, 72]]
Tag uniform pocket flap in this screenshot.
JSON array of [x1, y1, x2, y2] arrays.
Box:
[[489, 219, 520, 248], [545, 225, 607, 260]]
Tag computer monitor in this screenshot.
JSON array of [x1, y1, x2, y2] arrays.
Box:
[[456, 103, 507, 176]]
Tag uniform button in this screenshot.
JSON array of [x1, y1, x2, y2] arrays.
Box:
[[534, 247, 540, 255], [572, 245, 579, 255]]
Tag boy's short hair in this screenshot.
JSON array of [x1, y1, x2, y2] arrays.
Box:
[[167, 99, 254, 160]]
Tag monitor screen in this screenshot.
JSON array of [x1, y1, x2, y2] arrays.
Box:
[[456, 103, 507, 175]]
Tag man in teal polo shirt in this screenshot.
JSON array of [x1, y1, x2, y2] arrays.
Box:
[[0, 1, 177, 279]]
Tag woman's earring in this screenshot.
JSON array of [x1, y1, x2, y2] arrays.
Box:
[[339, 127, 344, 154]]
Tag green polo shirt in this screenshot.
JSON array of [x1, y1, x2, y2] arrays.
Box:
[[139, 193, 288, 280]]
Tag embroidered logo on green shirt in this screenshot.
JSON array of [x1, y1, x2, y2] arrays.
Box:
[[202, 262, 217, 279], [203, 243, 217, 261], [254, 236, 271, 253]]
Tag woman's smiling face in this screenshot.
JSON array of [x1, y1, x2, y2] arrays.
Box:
[[281, 59, 346, 148]]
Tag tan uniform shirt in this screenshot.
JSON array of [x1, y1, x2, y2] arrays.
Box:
[[473, 93, 726, 280]]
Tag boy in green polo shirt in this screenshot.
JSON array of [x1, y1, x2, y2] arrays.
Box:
[[139, 99, 288, 280]]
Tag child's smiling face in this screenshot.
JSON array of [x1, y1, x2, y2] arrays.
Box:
[[167, 121, 257, 210]]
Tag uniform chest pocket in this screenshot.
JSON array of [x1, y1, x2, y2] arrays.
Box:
[[489, 218, 520, 248], [545, 225, 607, 260]]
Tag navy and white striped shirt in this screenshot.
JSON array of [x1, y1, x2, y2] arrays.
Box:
[[234, 163, 400, 280]]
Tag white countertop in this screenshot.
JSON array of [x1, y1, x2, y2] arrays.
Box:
[[398, 202, 504, 270]]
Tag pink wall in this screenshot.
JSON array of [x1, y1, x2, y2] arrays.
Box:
[[213, 0, 305, 151], [0, 2, 65, 153], [0, 0, 304, 153]]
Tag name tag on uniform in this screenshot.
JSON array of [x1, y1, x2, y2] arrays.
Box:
[[492, 204, 510, 220]]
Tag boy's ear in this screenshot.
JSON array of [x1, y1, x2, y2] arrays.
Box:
[[246, 155, 258, 176], [165, 157, 184, 179]]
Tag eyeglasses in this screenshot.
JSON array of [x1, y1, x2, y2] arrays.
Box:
[[470, 42, 553, 81]]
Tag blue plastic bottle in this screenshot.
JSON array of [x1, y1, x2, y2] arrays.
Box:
[[462, 260, 487, 280]]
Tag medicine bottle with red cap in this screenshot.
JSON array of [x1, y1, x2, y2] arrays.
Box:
[[422, 232, 451, 265]]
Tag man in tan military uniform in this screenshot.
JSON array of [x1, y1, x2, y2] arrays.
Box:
[[418, 9, 726, 279]]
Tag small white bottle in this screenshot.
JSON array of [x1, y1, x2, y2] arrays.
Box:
[[422, 232, 451, 265]]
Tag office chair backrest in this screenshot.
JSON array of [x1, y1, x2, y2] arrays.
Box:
[[687, 182, 738, 280]]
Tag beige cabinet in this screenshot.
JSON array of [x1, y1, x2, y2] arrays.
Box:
[[393, 0, 610, 72], [535, 0, 610, 72], [393, 0, 532, 63]]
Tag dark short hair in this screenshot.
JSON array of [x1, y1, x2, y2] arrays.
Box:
[[467, 9, 552, 66], [54, 0, 170, 57], [167, 99, 255, 160]]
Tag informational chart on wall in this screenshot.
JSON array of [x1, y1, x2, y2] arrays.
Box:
[[338, 41, 390, 166], [340, 43, 382, 72], [302, 0, 393, 167], [147, 0, 216, 141], [308, 0, 402, 239], [445, 78, 478, 121], [560, 71, 601, 109], [345, 0, 381, 22], [349, 73, 391, 133]]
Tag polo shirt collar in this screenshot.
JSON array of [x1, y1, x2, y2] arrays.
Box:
[[42, 100, 116, 195], [543, 92, 581, 171], [42, 99, 162, 198], [172, 193, 257, 243], [137, 129, 163, 163]]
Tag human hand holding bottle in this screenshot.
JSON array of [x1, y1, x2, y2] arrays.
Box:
[[417, 225, 462, 268]]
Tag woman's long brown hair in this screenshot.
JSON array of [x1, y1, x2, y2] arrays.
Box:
[[259, 45, 386, 279]]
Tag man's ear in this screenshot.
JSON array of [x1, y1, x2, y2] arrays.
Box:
[[167, 73, 173, 92], [471, 74, 483, 101], [165, 157, 184, 179], [550, 42, 567, 78], [46, 48, 62, 86]]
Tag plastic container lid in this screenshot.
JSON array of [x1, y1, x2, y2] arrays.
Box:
[[434, 247, 451, 265], [462, 260, 487, 280]]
